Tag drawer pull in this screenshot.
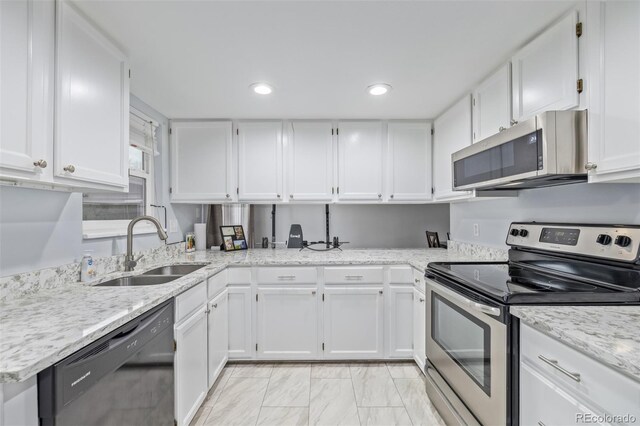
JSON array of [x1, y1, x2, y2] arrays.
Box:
[[345, 275, 363, 280], [277, 275, 296, 280], [538, 422, 546, 426], [538, 355, 581, 382]]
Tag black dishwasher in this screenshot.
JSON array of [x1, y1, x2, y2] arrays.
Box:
[[38, 300, 175, 426]]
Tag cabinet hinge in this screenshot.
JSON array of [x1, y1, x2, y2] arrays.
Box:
[[331, 187, 334, 194], [336, 128, 339, 135], [472, 97, 476, 106], [473, 132, 476, 140], [173, 340, 177, 352], [322, 343, 325, 351], [256, 343, 258, 351], [577, 79, 584, 93], [332, 128, 334, 135], [169, 127, 172, 135], [236, 128, 239, 136], [169, 187, 173, 194], [431, 187, 435, 195], [336, 187, 340, 194], [430, 128, 434, 136], [129, 69, 131, 79], [256, 294, 258, 302], [237, 187, 239, 194], [322, 293, 325, 301], [576, 22, 583, 38]]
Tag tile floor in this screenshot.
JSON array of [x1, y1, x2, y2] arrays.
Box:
[[190, 362, 445, 426]]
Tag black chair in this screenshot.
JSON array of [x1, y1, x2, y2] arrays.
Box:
[[425, 231, 441, 248]]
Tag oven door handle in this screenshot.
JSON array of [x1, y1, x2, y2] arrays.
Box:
[[428, 279, 501, 317]]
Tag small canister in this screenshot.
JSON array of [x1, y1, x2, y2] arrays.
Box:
[[262, 237, 269, 248], [185, 232, 196, 253]]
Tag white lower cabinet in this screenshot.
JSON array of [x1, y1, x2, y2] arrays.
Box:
[[387, 286, 414, 358], [413, 288, 426, 372], [207, 289, 228, 389], [228, 285, 253, 359], [520, 323, 640, 426], [323, 286, 384, 359], [175, 304, 208, 426], [256, 287, 319, 359]]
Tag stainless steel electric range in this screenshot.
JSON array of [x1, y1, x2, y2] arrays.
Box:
[[424, 222, 640, 426]]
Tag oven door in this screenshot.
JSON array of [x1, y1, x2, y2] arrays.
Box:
[[426, 279, 507, 426]]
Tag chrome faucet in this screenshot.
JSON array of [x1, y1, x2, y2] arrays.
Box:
[[125, 215, 169, 271]]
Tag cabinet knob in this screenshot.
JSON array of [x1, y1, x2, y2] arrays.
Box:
[[312, 290, 316, 295], [419, 298, 425, 303], [379, 290, 383, 295], [585, 162, 598, 171], [226, 194, 230, 198], [213, 303, 218, 308], [378, 194, 382, 199], [414, 278, 420, 283], [390, 194, 394, 199], [277, 194, 281, 198], [510, 119, 519, 126], [499, 126, 506, 132], [290, 194, 293, 199], [33, 159, 47, 168], [63, 165, 75, 173]]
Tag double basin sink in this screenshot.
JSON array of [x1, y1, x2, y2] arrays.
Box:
[[95, 264, 207, 287]]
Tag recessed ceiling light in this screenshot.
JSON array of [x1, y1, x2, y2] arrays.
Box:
[[367, 83, 392, 96], [250, 83, 273, 95]]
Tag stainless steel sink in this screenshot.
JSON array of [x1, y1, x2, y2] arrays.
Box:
[[141, 264, 206, 276], [95, 275, 181, 287]]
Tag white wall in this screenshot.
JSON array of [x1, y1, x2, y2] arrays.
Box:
[[0, 96, 198, 276], [450, 183, 640, 248], [254, 204, 450, 248]]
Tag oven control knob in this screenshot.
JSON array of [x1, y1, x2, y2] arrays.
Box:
[[519, 229, 529, 237], [596, 234, 612, 245], [615, 235, 632, 247], [510, 229, 520, 237]]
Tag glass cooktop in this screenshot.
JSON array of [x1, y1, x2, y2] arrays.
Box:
[[427, 261, 640, 304]]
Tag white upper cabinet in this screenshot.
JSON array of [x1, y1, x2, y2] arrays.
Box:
[[433, 95, 473, 200], [337, 121, 384, 201], [54, 0, 129, 189], [386, 121, 432, 201], [473, 63, 512, 142], [286, 121, 334, 201], [0, 0, 54, 183], [170, 121, 234, 202], [512, 11, 580, 122], [238, 121, 283, 201], [586, 1, 640, 182]]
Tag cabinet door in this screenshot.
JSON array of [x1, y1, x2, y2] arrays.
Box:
[[387, 122, 432, 201], [54, 1, 129, 188], [207, 289, 228, 388], [587, 1, 640, 181], [175, 307, 208, 426], [323, 286, 384, 359], [256, 287, 319, 359], [238, 121, 283, 201], [228, 286, 253, 359], [520, 362, 601, 426], [170, 121, 234, 202], [0, 0, 54, 183], [287, 120, 334, 201], [473, 63, 512, 142], [337, 121, 383, 201], [413, 288, 426, 372], [512, 11, 579, 122], [433, 95, 473, 200], [387, 286, 413, 358]]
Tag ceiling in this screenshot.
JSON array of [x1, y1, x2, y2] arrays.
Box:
[[74, 1, 571, 119]]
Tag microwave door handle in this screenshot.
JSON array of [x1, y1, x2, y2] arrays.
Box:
[[429, 280, 501, 317]]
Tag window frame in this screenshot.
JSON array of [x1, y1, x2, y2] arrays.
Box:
[[82, 108, 160, 239]]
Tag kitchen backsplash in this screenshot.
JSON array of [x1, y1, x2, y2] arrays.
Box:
[[447, 240, 508, 261], [0, 243, 185, 302]]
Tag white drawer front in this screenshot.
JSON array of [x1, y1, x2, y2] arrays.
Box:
[[324, 266, 384, 284], [207, 270, 227, 299], [412, 268, 426, 293], [227, 267, 251, 284], [175, 281, 207, 323], [389, 266, 412, 284], [256, 267, 317, 284], [521, 324, 640, 421]]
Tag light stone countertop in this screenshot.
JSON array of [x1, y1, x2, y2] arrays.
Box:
[[1, 248, 488, 383], [510, 306, 640, 382]]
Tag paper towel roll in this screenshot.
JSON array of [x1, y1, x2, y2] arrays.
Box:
[[194, 223, 207, 251]]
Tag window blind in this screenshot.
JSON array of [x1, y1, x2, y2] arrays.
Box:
[[130, 108, 159, 155]]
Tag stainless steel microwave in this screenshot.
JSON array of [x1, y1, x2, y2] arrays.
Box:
[[451, 110, 587, 191]]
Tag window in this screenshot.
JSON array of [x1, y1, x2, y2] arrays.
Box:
[[82, 108, 160, 238]]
